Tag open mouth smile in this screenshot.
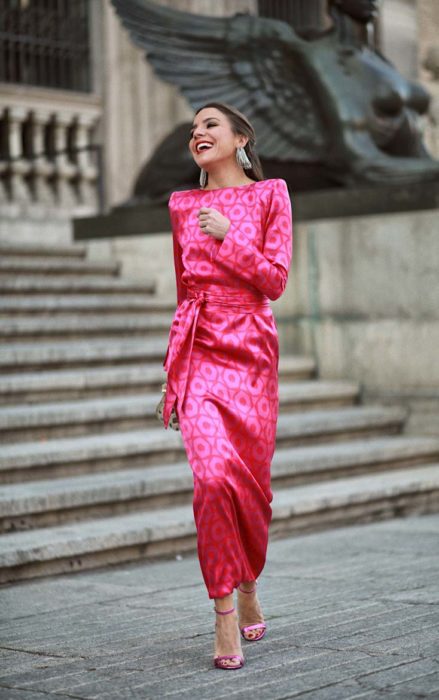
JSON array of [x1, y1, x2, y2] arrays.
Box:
[[196, 141, 214, 154]]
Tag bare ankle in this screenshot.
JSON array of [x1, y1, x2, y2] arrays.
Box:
[[238, 579, 256, 592], [214, 592, 234, 613]]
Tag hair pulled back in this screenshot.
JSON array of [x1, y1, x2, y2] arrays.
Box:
[[193, 102, 264, 184]]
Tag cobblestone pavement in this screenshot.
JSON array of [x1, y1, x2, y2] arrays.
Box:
[[0, 513, 438, 699]]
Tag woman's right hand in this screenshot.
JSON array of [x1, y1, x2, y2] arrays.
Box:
[[155, 381, 180, 430], [197, 207, 230, 241], [155, 381, 167, 424]]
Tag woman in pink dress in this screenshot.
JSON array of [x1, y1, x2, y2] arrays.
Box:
[[161, 102, 293, 669]]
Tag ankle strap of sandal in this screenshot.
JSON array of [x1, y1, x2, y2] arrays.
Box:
[[214, 605, 235, 615], [238, 583, 257, 594]]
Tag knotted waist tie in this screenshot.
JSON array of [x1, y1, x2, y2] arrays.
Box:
[[162, 283, 270, 428]]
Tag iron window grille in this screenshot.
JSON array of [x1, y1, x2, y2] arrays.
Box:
[[0, 0, 91, 92]]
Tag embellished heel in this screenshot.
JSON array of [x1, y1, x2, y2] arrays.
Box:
[[213, 605, 245, 669], [238, 580, 267, 641]]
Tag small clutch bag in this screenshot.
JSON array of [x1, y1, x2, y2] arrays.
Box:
[[155, 381, 180, 431]]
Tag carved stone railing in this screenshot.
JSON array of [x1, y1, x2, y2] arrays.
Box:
[[0, 85, 102, 216]]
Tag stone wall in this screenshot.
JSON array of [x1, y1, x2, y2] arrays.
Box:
[[291, 209, 439, 435], [417, 0, 439, 159], [380, 0, 419, 79]]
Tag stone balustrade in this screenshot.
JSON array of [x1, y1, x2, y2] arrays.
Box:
[[0, 86, 101, 214]]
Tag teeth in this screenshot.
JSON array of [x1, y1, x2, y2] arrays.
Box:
[[197, 142, 213, 153]]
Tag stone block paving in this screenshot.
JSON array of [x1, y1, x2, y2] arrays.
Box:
[[0, 513, 438, 699]]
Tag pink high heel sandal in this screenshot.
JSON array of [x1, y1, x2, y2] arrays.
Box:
[[237, 580, 267, 641], [213, 605, 245, 670]]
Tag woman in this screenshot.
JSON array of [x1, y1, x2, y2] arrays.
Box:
[[160, 102, 293, 669]]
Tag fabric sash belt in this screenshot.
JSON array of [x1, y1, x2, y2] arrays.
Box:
[[162, 283, 270, 428]]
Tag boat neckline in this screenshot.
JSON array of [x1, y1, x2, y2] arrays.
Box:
[[175, 180, 268, 194]]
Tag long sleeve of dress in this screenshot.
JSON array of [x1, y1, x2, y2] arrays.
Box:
[[211, 179, 293, 301], [169, 194, 187, 306]]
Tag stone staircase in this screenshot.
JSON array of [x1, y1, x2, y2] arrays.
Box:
[[1, 240, 438, 585]]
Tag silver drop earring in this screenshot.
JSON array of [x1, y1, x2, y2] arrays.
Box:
[[199, 168, 207, 188], [236, 146, 252, 170]]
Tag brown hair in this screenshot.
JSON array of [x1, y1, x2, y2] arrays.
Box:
[[193, 101, 264, 185]]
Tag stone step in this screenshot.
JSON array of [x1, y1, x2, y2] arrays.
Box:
[[1, 463, 437, 583], [0, 337, 168, 372], [1, 436, 438, 531], [0, 241, 87, 258], [0, 406, 406, 483], [0, 380, 360, 441], [0, 256, 120, 276], [0, 338, 316, 375], [280, 380, 359, 411], [0, 355, 315, 403], [0, 275, 156, 295], [0, 312, 174, 341], [0, 294, 175, 315]]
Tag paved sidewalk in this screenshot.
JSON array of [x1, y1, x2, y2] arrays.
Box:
[[0, 514, 438, 699]]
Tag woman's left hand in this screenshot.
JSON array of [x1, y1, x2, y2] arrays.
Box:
[[197, 207, 230, 241]]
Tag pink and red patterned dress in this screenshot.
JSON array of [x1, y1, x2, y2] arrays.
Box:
[[162, 178, 293, 598]]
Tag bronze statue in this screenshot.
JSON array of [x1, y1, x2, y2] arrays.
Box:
[[332, 0, 379, 24], [111, 0, 439, 202]]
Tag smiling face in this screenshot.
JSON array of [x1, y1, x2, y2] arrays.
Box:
[[188, 107, 248, 169]]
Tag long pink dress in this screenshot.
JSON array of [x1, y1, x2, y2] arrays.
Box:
[[162, 178, 293, 599]]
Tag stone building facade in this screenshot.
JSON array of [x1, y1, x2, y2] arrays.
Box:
[[1, 0, 438, 235], [1, 0, 438, 432]]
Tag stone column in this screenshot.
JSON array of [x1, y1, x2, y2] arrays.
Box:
[[380, 0, 419, 79], [53, 113, 77, 208], [32, 110, 56, 205], [76, 114, 99, 210], [7, 106, 31, 205], [417, 0, 439, 159]]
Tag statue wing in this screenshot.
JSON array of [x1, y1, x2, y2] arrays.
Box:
[[111, 0, 328, 161]]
